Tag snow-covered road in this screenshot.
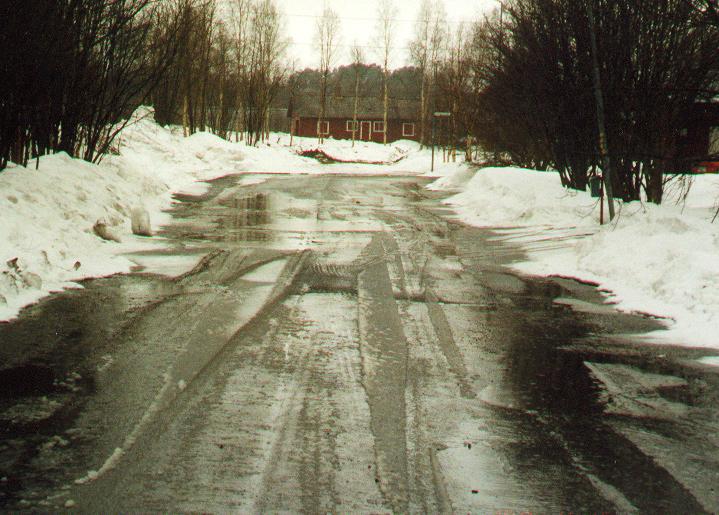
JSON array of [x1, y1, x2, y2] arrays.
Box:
[[2, 173, 718, 512]]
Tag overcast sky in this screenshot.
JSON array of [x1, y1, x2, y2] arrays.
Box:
[[271, 0, 500, 69]]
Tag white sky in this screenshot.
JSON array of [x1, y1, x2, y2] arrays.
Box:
[[272, 0, 500, 69]]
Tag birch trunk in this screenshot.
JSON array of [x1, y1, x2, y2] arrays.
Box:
[[352, 72, 359, 147], [383, 71, 388, 145]]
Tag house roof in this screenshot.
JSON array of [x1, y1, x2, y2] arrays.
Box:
[[291, 95, 419, 120]]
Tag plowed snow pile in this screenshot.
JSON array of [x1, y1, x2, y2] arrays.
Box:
[[430, 166, 719, 350], [0, 108, 249, 320]]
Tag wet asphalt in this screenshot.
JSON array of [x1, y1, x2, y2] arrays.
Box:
[[1, 172, 719, 513]]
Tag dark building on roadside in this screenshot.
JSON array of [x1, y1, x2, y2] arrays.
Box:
[[678, 101, 719, 171], [289, 96, 420, 143]]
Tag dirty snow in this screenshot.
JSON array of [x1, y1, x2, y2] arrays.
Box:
[[237, 132, 463, 176], [430, 166, 719, 349]]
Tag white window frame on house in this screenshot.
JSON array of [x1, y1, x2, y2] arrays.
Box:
[[317, 120, 330, 136], [346, 120, 358, 132], [373, 121, 385, 133], [402, 123, 416, 137]]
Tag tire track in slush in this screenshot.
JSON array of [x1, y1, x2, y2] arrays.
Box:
[[372, 230, 457, 513], [385, 231, 444, 513], [251, 291, 382, 513], [357, 234, 410, 513]]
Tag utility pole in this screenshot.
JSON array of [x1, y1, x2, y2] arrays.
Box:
[[587, 1, 615, 222]]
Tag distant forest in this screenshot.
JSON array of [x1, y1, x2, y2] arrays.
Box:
[[275, 65, 422, 107]]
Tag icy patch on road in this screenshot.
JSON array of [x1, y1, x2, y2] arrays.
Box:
[[478, 384, 518, 410], [585, 361, 689, 419], [125, 252, 206, 277], [0, 396, 67, 425]]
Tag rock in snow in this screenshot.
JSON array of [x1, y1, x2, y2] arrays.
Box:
[[92, 220, 122, 243]]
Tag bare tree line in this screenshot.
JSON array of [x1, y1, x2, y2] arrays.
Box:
[[151, 0, 288, 146], [0, 0, 180, 170], [5, 0, 717, 206], [409, 0, 448, 149], [350, 45, 366, 147], [283, 65, 421, 105], [310, 0, 395, 146], [315, 4, 341, 144], [437, 0, 719, 204], [376, 0, 397, 146], [0, 0, 288, 172]]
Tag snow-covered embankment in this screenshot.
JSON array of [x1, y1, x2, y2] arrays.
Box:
[[429, 166, 719, 350], [0, 108, 246, 321]]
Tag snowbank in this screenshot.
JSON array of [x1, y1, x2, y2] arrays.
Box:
[[294, 136, 415, 164], [430, 166, 719, 349], [0, 107, 247, 321]]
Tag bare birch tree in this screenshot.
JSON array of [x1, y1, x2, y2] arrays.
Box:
[[243, 0, 288, 145], [438, 23, 470, 162], [410, 0, 432, 147], [231, 0, 251, 141], [316, 4, 341, 143], [376, 0, 397, 145], [410, 1, 448, 148], [428, 3, 447, 111], [350, 44, 365, 147]]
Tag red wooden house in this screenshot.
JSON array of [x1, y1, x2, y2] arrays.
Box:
[[289, 96, 420, 144]]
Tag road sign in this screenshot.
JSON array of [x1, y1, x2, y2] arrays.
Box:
[[433, 112, 451, 117]]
